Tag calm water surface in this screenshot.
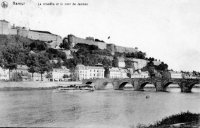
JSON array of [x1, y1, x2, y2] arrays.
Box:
[[0, 84, 200, 128]]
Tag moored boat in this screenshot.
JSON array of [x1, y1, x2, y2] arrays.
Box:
[[57, 84, 95, 92]]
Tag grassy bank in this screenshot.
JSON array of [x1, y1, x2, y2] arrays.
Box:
[[136, 111, 200, 128], [0, 81, 82, 91]]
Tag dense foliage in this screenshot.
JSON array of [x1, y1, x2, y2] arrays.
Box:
[[125, 51, 146, 59], [137, 111, 200, 128], [142, 60, 168, 78], [0, 35, 173, 81], [63, 44, 113, 69]]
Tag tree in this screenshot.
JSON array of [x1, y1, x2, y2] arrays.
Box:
[[52, 59, 62, 68], [0, 54, 3, 67], [63, 74, 69, 78], [29, 40, 47, 51], [35, 53, 52, 81], [112, 56, 118, 67], [125, 60, 133, 68], [155, 62, 168, 71], [102, 57, 112, 68], [2, 45, 19, 79], [46, 73, 52, 79], [26, 54, 38, 79]]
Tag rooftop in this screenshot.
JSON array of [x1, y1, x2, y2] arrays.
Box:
[[0, 19, 9, 23], [30, 30, 52, 34]]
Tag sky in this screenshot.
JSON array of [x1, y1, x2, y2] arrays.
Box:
[[0, 0, 200, 71]]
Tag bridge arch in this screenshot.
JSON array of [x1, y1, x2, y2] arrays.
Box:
[[188, 81, 199, 91], [134, 80, 153, 91], [112, 79, 134, 90], [118, 81, 134, 89], [163, 82, 174, 88], [140, 82, 151, 90], [178, 80, 199, 92], [85, 81, 93, 85]]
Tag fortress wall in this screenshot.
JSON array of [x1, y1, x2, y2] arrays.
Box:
[[9, 29, 17, 35], [115, 45, 138, 53], [115, 46, 126, 53], [27, 31, 62, 48], [70, 36, 106, 49], [18, 29, 29, 37], [125, 47, 138, 53], [95, 41, 107, 49], [27, 31, 61, 42], [17, 29, 62, 48]]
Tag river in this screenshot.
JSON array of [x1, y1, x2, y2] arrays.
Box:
[[0, 84, 200, 128]]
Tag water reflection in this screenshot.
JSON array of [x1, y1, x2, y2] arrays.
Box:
[[0, 86, 200, 127]]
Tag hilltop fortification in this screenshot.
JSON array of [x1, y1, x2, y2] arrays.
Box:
[[0, 20, 62, 48], [66, 35, 138, 54], [1, 19, 138, 54]]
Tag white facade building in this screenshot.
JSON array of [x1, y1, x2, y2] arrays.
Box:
[[0, 67, 9, 80], [130, 58, 148, 70], [118, 57, 125, 68], [52, 66, 71, 81], [109, 67, 128, 78], [169, 71, 182, 79], [32, 72, 48, 81], [76, 64, 105, 80], [131, 71, 149, 78]]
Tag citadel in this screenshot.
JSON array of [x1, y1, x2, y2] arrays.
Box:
[[0, 19, 138, 54]]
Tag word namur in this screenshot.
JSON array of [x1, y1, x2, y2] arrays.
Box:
[[13, 1, 25, 5]]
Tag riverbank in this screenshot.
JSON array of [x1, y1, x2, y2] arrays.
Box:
[[0, 81, 82, 91], [136, 111, 200, 128], [0, 81, 199, 91]]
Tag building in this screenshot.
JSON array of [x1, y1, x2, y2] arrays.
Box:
[[127, 58, 148, 70], [0, 20, 62, 48], [9, 65, 49, 81], [52, 66, 71, 81], [0, 66, 9, 80], [108, 67, 128, 78], [15, 65, 29, 74], [131, 71, 149, 78], [68, 35, 107, 50], [169, 71, 182, 79], [75, 64, 105, 80], [32, 72, 48, 81], [118, 57, 125, 68], [106, 43, 138, 54], [182, 72, 197, 79], [153, 60, 162, 66], [10, 65, 31, 81], [0, 20, 10, 35]]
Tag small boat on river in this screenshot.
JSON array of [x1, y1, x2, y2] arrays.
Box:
[[57, 84, 95, 92]]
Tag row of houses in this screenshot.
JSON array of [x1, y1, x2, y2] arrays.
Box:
[[0, 64, 151, 81], [0, 65, 71, 81], [75, 64, 149, 80]]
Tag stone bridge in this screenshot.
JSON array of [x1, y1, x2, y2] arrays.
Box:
[[82, 78, 200, 93]]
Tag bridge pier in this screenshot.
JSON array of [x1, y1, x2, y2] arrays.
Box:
[[134, 80, 144, 91], [179, 81, 192, 93], [155, 81, 167, 92]]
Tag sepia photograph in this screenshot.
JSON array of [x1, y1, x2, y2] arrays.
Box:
[[0, 0, 200, 127]]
